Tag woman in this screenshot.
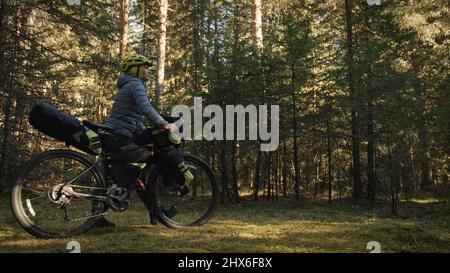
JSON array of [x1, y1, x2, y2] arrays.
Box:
[[103, 54, 193, 223]]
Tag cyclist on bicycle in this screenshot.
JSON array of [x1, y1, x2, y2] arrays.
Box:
[[103, 54, 193, 223]]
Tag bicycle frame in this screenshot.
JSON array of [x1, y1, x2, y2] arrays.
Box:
[[62, 150, 161, 203]]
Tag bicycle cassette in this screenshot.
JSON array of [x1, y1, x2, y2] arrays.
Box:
[[48, 184, 72, 206]]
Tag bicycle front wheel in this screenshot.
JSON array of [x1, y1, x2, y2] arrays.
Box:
[[11, 149, 107, 238], [150, 153, 218, 228]]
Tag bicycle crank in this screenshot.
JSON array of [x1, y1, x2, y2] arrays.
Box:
[[106, 185, 130, 212]]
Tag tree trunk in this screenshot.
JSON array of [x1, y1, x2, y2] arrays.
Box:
[[0, 0, 9, 175], [0, 90, 13, 179], [327, 122, 332, 204], [220, 141, 231, 203], [418, 119, 431, 189], [0, 0, 8, 67], [231, 140, 240, 202], [388, 145, 399, 215], [0, 5, 20, 180], [253, 150, 261, 201], [291, 63, 300, 201], [192, 0, 202, 95], [266, 151, 272, 201], [336, 145, 343, 207], [119, 0, 129, 60], [314, 152, 322, 198], [155, 0, 168, 111], [365, 8, 376, 206], [282, 139, 287, 197], [367, 98, 375, 204], [210, 142, 216, 172], [251, 0, 263, 57], [344, 0, 362, 201], [305, 159, 310, 192], [262, 153, 267, 198], [250, 0, 264, 202], [141, 0, 148, 53], [275, 150, 279, 201]]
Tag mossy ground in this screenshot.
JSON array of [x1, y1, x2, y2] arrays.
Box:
[[1, 192, 449, 253]]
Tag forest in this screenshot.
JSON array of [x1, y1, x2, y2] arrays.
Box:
[[0, 0, 449, 253]]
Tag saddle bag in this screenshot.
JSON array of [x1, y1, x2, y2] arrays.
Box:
[[29, 103, 102, 155]]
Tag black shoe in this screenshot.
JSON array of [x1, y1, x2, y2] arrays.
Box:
[[95, 217, 116, 228], [159, 205, 179, 219]]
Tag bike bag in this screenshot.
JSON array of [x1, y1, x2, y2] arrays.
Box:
[[29, 103, 102, 155]]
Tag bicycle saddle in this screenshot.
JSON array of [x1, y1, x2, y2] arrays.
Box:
[[82, 120, 114, 133]]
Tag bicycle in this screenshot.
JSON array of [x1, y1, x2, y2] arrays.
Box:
[[10, 120, 219, 239]]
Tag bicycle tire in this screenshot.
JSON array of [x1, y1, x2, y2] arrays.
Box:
[[149, 153, 218, 228], [10, 149, 107, 238]]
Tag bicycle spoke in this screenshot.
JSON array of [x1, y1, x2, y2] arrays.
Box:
[[153, 155, 217, 227], [22, 187, 47, 195], [69, 212, 109, 222], [66, 165, 95, 185], [22, 194, 48, 203], [69, 184, 107, 191], [12, 150, 107, 238], [187, 203, 200, 217]]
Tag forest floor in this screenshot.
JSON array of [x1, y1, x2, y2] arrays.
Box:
[[0, 192, 449, 253]]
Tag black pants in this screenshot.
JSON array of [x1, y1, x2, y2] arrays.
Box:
[[102, 129, 185, 211]]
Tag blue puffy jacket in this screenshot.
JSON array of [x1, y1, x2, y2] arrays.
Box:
[[105, 72, 168, 139]]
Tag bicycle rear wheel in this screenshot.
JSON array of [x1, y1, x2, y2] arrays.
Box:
[[11, 149, 107, 238], [149, 153, 218, 228]]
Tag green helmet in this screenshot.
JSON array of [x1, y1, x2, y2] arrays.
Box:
[[121, 54, 151, 72]]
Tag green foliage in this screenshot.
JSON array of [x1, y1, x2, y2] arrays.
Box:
[[0, 0, 448, 206]]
